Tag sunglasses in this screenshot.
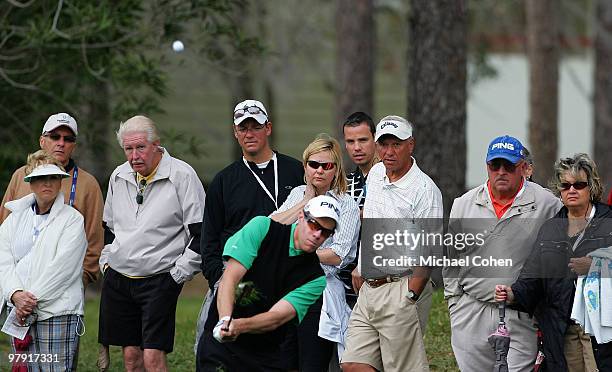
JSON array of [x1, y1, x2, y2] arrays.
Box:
[[234, 105, 267, 120], [487, 158, 520, 173], [136, 179, 147, 204], [307, 160, 335, 171], [304, 213, 335, 239], [559, 181, 588, 191], [235, 123, 266, 134], [44, 133, 77, 143]]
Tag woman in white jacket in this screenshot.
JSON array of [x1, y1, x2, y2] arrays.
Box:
[[0, 150, 87, 371], [272, 135, 360, 371]]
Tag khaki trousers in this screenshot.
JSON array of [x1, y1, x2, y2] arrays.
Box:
[[341, 277, 432, 372], [564, 323, 598, 372]]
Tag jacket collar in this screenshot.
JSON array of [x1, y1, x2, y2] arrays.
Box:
[[5, 192, 66, 223], [551, 202, 612, 233], [474, 180, 538, 219], [555, 202, 612, 219], [115, 147, 171, 186]]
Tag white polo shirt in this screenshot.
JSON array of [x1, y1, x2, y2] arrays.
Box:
[[360, 158, 443, 276], [363, 159, 443, 219]]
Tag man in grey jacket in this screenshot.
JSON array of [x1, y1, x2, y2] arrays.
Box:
[[443, 135, 562, 372], [99, 115, 205, 372]]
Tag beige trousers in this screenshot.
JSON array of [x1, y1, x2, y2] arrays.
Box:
[[341, 277, 433, 372], [564, 323, 598, 372]]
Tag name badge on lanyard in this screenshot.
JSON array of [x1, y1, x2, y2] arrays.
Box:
[[243, 153, 279, 210]]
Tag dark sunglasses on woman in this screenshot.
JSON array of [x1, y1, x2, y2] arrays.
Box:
[[559, 182, 588, 191], [307, 160, 335, 171]]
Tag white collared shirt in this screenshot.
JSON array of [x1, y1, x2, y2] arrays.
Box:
[[363, 158, 443, 219], [358, 159, 443, 276]]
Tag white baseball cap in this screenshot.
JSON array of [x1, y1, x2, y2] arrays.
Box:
[[42, 113, 78, 136], [374, 115, 413, 142], [24, 164, 70, 183], [233, 99, 268, 125], [303, 195, 340, 226]]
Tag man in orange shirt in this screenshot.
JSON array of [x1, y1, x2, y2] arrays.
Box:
[[443, 135, 562, 372]]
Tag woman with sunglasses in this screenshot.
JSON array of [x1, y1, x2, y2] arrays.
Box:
[[272, 134, 360, 371], [495, 153, 612, 371], [0, 150, 87, 371]]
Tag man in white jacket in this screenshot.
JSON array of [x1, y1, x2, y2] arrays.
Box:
[[99, 115, 205, 372]]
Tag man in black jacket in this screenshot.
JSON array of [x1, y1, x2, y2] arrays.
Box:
[[195, 99, 304, 352]]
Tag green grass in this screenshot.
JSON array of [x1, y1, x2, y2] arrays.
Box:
[[1, 291, 457, 371]]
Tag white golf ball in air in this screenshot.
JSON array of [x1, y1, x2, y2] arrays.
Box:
[[172, 40, 184, 53]]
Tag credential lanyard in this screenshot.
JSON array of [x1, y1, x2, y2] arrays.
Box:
[[243, 153, 279, 210], [69, 165, 78, 207]]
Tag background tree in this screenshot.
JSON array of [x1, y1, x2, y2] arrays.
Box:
[[526, 0, 559, 185], [335, 0, 374, 144], [594, 0, 612, 198], [408, 0, 468, 216], [0, 0, 257, 190]]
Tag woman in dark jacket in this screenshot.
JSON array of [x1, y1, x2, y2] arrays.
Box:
[[495, 153, 612, 371]]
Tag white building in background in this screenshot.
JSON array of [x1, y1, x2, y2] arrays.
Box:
[[466, 54, 593, 187]]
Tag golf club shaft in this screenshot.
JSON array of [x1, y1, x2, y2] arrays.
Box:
[[223, 288, 248, 330]]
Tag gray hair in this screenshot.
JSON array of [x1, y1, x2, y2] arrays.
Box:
[[550, 153, 603, 203], [116, 115, 160, 147]]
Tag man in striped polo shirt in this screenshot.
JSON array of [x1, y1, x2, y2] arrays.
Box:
[[342, 115, 443, 372]]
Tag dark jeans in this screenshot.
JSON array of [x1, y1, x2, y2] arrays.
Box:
[[197, 332, 285, 372], [296, 296, 335, 372]]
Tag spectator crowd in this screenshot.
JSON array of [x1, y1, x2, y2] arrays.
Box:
[[1, 102, 611, 372]]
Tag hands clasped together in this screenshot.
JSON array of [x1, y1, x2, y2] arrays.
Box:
[[11, 290, 38, 326]]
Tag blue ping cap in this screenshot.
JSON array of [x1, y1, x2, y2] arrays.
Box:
[[486, 135, 524, 164]]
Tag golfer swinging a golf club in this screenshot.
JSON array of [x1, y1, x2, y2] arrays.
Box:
[[196, 195, 339, 371]]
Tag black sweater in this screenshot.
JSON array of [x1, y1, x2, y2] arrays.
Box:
[[200, 152, 304, 288]]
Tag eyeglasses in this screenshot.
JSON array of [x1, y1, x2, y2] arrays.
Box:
[[235, 123, 266, 134], [234, 105, 268, 120], [559, 181, 588, 191], [487, 159, 520, 173], [307, 160, 335, 171], [44, 133, 77, 143], [136, 179, 147, 204], [304, 212, 334, 239]]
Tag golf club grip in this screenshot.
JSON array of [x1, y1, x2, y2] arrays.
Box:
[[499, 300, 506, 322]]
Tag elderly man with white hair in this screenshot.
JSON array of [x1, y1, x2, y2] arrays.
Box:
[[99, 115, 205, 372]]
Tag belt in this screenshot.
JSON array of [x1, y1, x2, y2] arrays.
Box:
[[366, 275, 403, 288]]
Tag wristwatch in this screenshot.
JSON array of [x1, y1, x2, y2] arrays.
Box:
[[407, 289, 420, 301]]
